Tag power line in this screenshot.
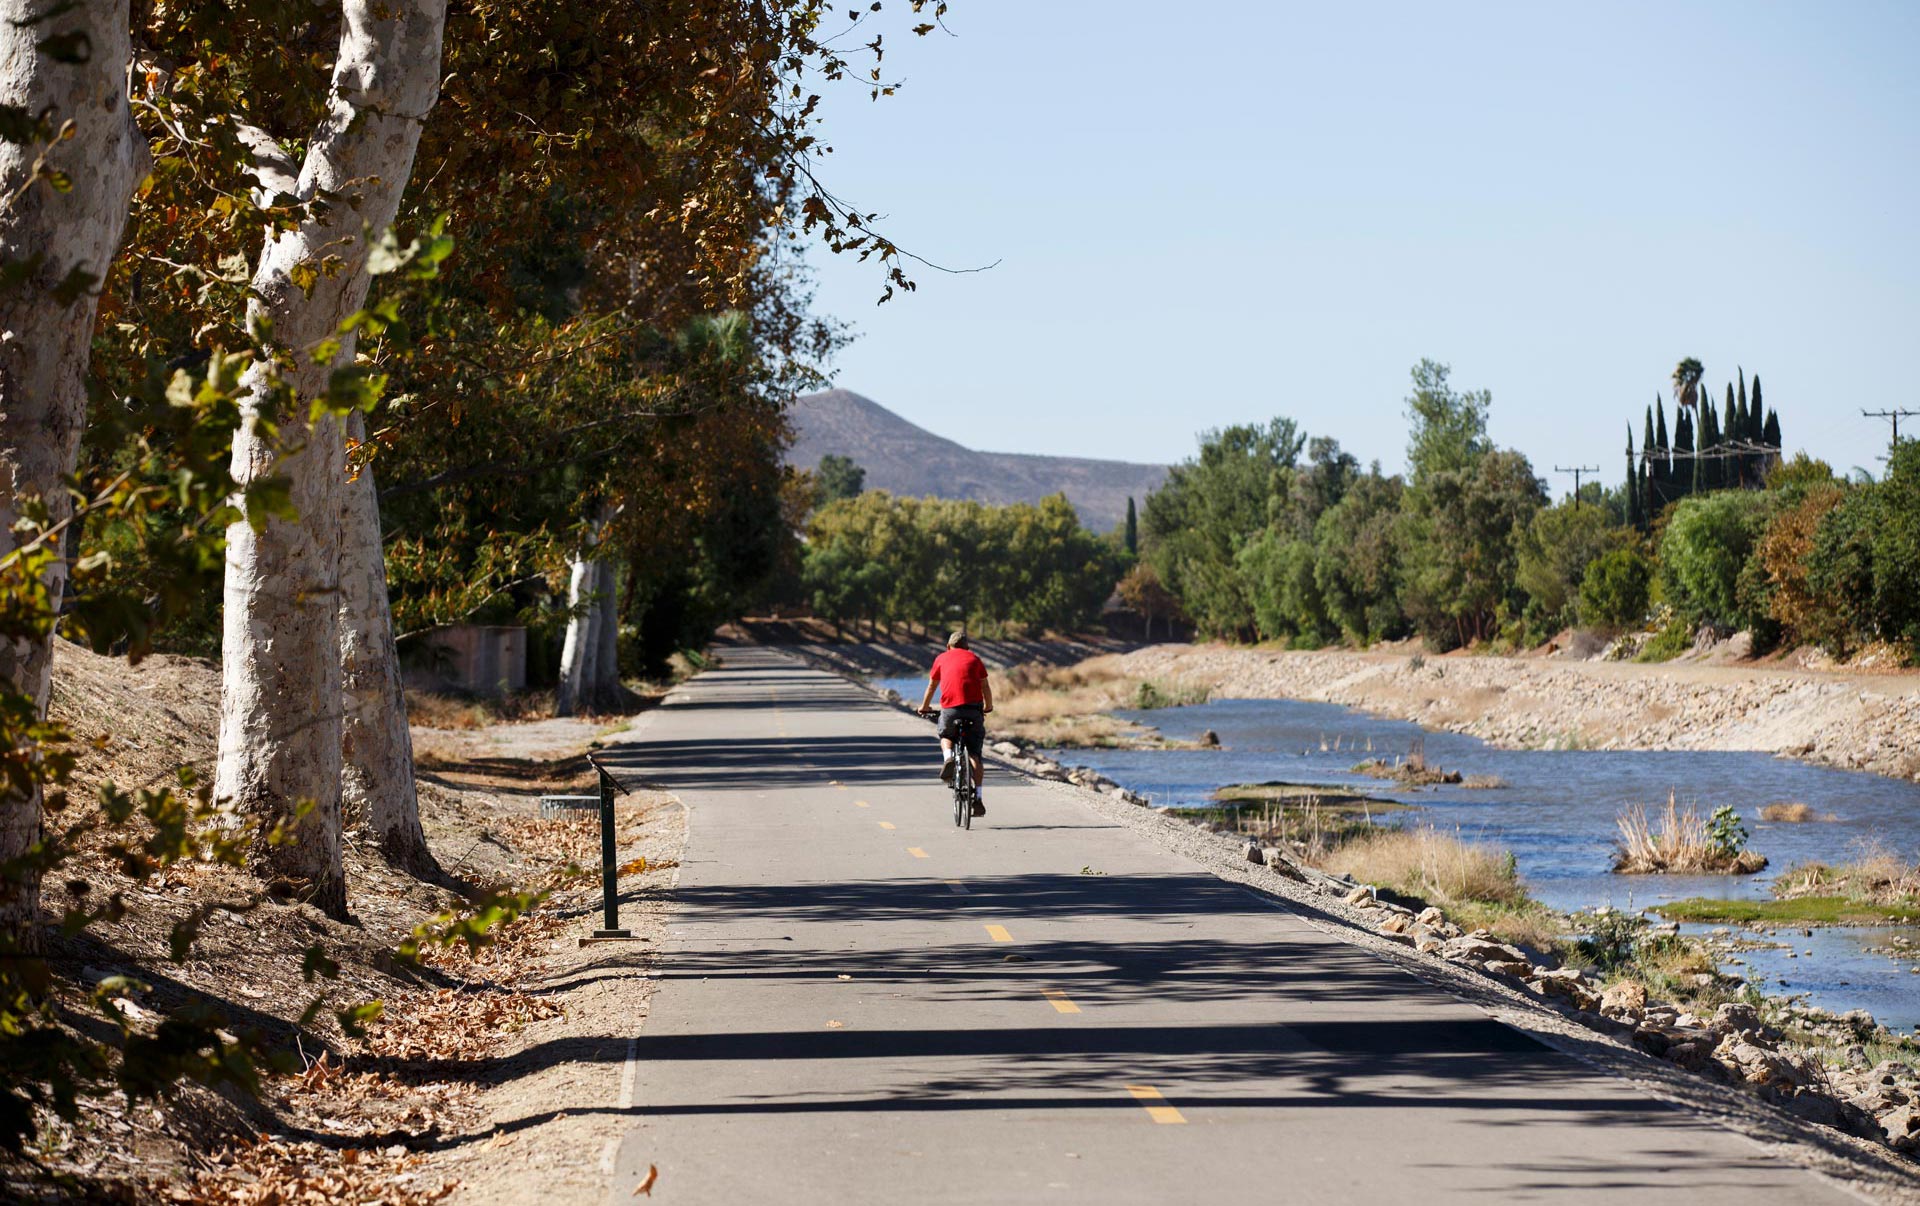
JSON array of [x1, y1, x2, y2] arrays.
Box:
[[1863, 408, 1918, 452], [1554, 464, 1599, 499]]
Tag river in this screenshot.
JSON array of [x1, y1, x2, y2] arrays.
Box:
[[877, 678, 1920, 1029]]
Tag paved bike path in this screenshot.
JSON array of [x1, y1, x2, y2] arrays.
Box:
[[602, 647, 1862, 1204]]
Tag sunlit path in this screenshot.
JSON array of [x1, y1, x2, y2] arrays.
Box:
[[602, 647, 1859, 1204]]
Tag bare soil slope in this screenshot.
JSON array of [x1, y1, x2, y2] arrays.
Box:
[[1110, 643, 1920, 781]]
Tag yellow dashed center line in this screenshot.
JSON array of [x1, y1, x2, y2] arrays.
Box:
[[1124, 1085, 1187, 1124], [878, 821, 896, 830], [1042, 989, 1080, 1014], [943, 880, 969, 894], [907, 847, 929, 859], [984, 924, 1012, 943]]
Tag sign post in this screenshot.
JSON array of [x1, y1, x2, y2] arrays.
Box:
[[586, 752, 632, 939]]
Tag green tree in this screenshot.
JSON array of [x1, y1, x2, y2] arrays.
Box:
[[1398, 449, 1546, 649], [1404, 359, 1490, 485], [816, 454, 867, 504], [1142, 418, 1305, 639], [1514, 499, 1620, 633], [1238, 530, 1331, 646], [1658, 491, 1775, 632], [1625, 426, 1643, 531], [1580, 547, 1654, 628], [1313, 469, 1406, 643], [1124, 496, 1138, 557]]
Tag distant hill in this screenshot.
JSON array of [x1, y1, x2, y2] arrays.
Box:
[[787, 389, 1167, 533]]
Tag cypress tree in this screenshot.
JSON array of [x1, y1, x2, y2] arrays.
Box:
[[1124, 496, 1138, 556], [1639, 461, 1652, 525], [1702, 404, 1722, 491], [1654, 398, 1670, 506], [1764, 408, 1781, 455], [1677, 408, 1696, 497], [1730, 383, 1748, 486], [1626, 425, 1643, 530], [1642, 406, 1657, 511]]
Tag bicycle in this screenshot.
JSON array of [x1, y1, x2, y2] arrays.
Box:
[[948, 714, 977, 830], [921, 708, 980, 830]]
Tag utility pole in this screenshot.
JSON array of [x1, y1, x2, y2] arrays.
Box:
[[1554, 464, 1599, 503], [1864, 408, 1918, 451]]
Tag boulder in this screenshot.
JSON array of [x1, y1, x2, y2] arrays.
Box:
[[990, 740, 1023, 756], [1344, 885, 1376, 907], [1599, 981, 1647, 1021], [1482, 959, 1534, 979], [1378, 913, 1414, 935], [1415, 906, 1447, 928], [1414, 935, 1446, 955], [1199, 729, 1221, 748], [1378, 930, 1416, 947], [1710, 1002, 1777, 1041], [1265, 854, 1308, 883], [1243, 841, 1264, 866], [1441, 936, 1528, 966]]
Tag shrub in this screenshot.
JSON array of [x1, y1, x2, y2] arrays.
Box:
[[1579, 547, 1653, 629], [1658, 491, 1774, 633], [1757, 481, 1845, 648], [1614, 792, 1767, 874]]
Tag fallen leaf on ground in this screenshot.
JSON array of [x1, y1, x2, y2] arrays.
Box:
[[633, 1163, 659, 1196], [826, 1020, 844, 1028]]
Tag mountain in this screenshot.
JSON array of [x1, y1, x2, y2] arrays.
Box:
[[787, 389, 1167, 533]]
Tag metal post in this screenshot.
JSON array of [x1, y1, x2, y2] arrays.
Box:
[[588, 753, 631, 939]]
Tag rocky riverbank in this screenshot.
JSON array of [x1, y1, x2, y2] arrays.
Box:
[[1102, 643, 1920, 783]]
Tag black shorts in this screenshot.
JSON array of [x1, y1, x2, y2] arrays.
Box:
[[938, 704, 985, 758]]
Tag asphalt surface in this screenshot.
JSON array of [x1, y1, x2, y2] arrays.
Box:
[[601, 646, 1862, 1204]]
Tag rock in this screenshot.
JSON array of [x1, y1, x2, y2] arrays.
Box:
[[1378, 913, 1414, 935], [1415, 906, 1446, 928], [1881, 1105, 1920, 1151], [1482, 959, 1534, 979], [1266, 854, 1308, 883], [1570, 1010, 1635, 1039], [1710, 1002, 1779, 1042], [990, 740, 1022, 756], [1441, 936, 1529, 966], [1344, 885, 1376, 906], [1199, 728, 1221, 747], [1378, 930, 1416, 947], [1633, 1027, 1671, 1057], [1243, 840, 1264, 865], [1414, 936, 1446, 955], [1664, 1040, 1712, 1072], [1599, 980, 1647, 1020], [1713, 1035, 1815, 1092]]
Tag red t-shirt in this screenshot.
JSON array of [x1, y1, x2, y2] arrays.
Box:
[[929, 648, 987, 708]]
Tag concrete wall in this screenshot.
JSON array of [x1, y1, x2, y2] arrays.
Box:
[[403, 625, 528, 696]]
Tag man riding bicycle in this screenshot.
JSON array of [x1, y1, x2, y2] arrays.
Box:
[[916, 631, 992, 818]]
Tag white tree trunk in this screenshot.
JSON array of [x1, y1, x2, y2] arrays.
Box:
[[216, 0, 446, 917], [338, 411, 433, 874], [0, 0, 146, 945], [554, 556, 599, 718]]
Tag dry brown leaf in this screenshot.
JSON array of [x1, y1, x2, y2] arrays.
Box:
[[632, 1164, 659, 1196]]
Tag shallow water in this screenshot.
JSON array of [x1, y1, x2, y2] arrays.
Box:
[[874, 676, 1920, 1029]]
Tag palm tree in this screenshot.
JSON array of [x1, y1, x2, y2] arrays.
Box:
[[1671, 357, 1704, 414]]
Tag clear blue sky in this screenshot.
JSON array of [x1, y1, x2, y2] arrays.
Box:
[[801, 0, 1919, 490]]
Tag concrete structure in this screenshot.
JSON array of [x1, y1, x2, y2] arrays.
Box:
[[401, 625, 526, 696]]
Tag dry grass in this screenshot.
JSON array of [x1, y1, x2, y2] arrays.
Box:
[[1614, 792, 1767, 875], [405, 689, 557, 730], [1759, 801, 1820, 823], [1775, 843, 1920, 906], [1319, 825, 1528, 909], [992, 656, 1207, 747]]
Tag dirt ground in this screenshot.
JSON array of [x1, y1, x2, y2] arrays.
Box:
[[3, 640, 685, 1204]]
